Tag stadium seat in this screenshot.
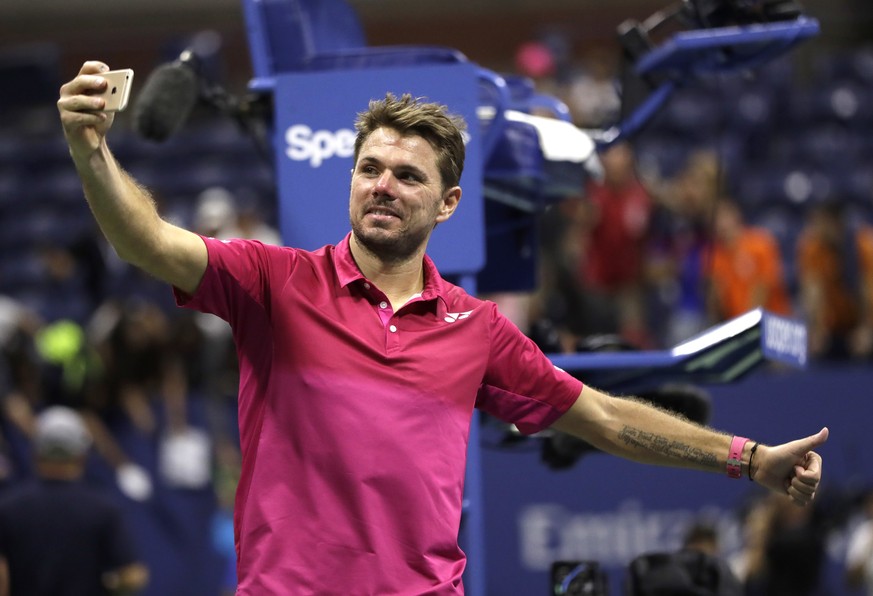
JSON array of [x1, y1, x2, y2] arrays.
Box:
[[791, 123, 864, 167], [632, 133, 692, 179], [0, 250, 46, 294], [812, 45, 873, 85], [242, 0, 465, 91], [0, 168, 20, 212], [654, 86, 725, 141]]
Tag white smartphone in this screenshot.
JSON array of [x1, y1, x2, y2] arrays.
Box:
[[96, 68, 134, 112]]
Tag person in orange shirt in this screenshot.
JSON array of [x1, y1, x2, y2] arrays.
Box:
[[704, 199, 792, 322], [796, 200, 873, 360]]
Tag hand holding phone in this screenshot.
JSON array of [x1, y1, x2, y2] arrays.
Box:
[[96, 68, 134, 112]]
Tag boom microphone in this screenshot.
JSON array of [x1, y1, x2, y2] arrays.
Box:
[[133, 52, 201, 142]]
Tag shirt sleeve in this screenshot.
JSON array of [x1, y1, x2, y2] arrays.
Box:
[[476, 303, 582, 435], [174, 236, 295, 324]]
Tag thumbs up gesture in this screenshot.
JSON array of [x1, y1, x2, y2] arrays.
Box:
[[753, 427, 829, 505]]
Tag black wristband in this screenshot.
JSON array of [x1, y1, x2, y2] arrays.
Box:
[[748, 442, 759, 481]]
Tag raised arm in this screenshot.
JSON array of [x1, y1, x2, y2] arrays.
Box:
[[552, 385, 828, 506], [57, 60, 207, 295]]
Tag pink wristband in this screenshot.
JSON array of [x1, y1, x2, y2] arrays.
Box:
[[727, 436, 749, 479]]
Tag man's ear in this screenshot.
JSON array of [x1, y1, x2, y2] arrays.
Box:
[[436, 186, 462, 223]]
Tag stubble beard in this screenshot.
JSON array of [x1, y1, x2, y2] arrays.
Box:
[[350, 218, 432, 266]]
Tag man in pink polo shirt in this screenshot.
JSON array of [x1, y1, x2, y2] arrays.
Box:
[[59, 61, 828, 595]]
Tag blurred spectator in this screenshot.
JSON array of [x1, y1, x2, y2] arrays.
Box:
[[89, 298, 212, 500], [190, 186, 275, 440], [703, 198, 792, 322], [735, 493, 828, 596], [729, 495, 769, 585], [846, 489, 873, 595], [0, 296, 43, 481], [513, 32, 573, 104], [35, 318, 102, 412], [796, 200, 873, 360], [211, 439, 241, 596], [645, 149, 722, 346], [193, 186, 242, 240], [514, 40, 556, 82], [0, 406, 148, 595], [565, 45, 621, 128], [682, 520, 723, 557], [529, 200, 599, 352], [35, 241, 96, 325], [95, 298, 185, 436], [96, 299, 214, 493], [578, 141, 654, 347], [625, 520, 742, 595], [193, 185, 280, 246], [40, 232, 109, 317], [34, 314, 154, 501], [236, 200, 281, 246], [679, 520, 743, 595]]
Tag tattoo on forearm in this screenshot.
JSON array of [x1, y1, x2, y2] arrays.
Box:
[[618, 426, 719, 468]]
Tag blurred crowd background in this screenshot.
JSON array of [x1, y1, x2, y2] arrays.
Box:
[[2, 0, 873, 594]]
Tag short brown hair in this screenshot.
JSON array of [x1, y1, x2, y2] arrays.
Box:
[[354, 93, 467, 189]]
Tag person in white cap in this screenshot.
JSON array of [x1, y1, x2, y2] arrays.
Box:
[[0, 406, 149, 595]]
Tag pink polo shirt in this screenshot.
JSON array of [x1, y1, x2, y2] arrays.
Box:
[[176, 234, 582, 595]]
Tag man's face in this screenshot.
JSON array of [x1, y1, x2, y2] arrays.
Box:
[[349, 127, 460, 262]]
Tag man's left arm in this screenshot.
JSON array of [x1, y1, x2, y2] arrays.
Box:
[[551, 385, 828, 505]]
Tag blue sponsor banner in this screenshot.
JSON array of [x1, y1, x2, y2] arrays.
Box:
[[481, 364, 869, 595], [271, 63, 485, 276], [761, 311, 807, 368]]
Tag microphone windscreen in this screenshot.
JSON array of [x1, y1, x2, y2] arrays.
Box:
[[133, 62, 199, 142]]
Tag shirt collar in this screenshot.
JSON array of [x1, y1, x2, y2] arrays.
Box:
[[334, 233, 448, 306], [335, 233, 367, 288]]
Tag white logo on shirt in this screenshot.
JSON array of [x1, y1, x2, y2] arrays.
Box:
[[444, 310, 473, 323]]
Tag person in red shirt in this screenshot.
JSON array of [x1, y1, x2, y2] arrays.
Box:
[[579, 141, 653, 346], [704, 199, 792, 321], [58, 60, 827, 595]]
